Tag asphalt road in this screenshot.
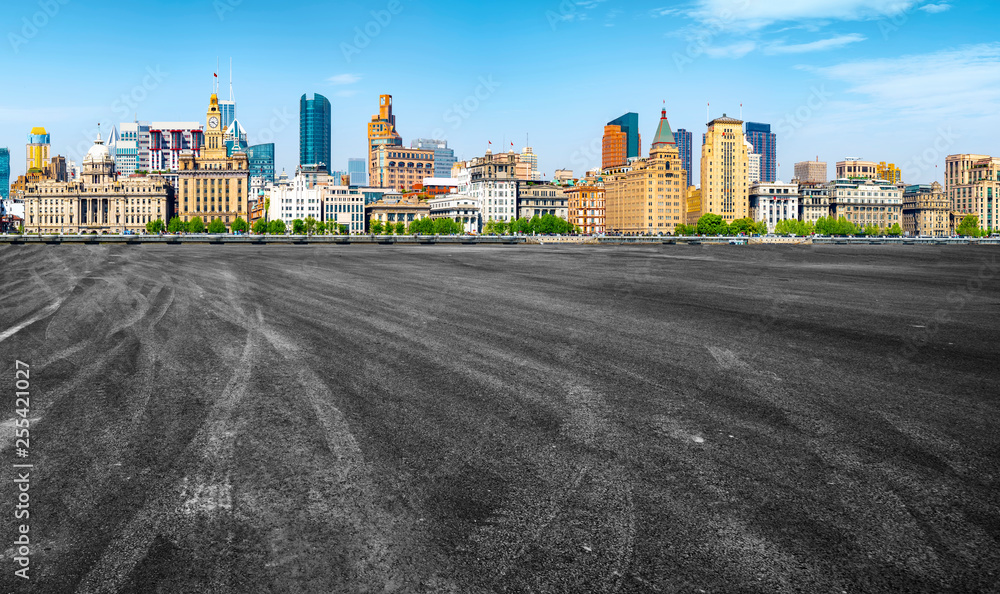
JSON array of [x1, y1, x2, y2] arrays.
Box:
[[1, 244, 998, 593]]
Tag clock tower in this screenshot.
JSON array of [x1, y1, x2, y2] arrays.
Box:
[[176, 92, 250, 229], [203, 93, 226, 159]]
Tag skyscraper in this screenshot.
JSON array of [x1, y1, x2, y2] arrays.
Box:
[[602, 112, 640, 169], [519, 146, 539, 180], [300, 93, 331, 172], [744, 122, 776, 182], [700, 114, 749, 223], [348, 158, 368, 186], [411, 138, 456, 178], [0, 148, 9, 200], [675, 128, 693, 181], [27, 127, 50, 173], [247, 143, 275, 185]]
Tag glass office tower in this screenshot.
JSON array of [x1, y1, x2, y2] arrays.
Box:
[[347, 158, 368, 186], [300, 93, 331, 172], [674, 128, 693, 182], [247, 143, 275, 185], [745, 122, 777, 182], [0, 148, 9, 200]]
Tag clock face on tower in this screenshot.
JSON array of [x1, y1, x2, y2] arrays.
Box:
[[209, 116, 219, 129]]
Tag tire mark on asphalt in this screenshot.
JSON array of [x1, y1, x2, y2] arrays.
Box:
[[0, 300, 63, 343], [76, 323, 257, 594], [250, 308, 441, 590]]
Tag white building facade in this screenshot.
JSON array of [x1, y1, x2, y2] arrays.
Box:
[[746, 140, 761, 184], [750, 181, 800, 232], [428, 194, 481, 233], [323, 185, 366, 234], [267, 174, 323, 226]]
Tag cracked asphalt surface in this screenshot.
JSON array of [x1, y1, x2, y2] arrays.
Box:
[[0, 243, 998, 593]]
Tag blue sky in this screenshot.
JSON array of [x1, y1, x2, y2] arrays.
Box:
[[2, 0, 998, 186]]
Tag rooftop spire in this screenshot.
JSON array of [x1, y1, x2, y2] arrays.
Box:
[[651, 104, 675, 149]]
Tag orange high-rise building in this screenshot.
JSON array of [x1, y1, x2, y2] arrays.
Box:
[[602, 124, 627, 170]]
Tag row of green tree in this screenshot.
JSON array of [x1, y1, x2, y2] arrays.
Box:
[[675, 215, 768, 236], [674, 213, 912, 237], [159, 216, 248, 234], [367, 217, 465, 235], [483, 214, 580, 235]]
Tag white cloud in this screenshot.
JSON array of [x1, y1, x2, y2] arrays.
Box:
[[328, 73, 360, 85], [704, 41, 757, 58], [816, 43, 1000, 119], [690, 0, 917, 30], [918, 3, 951, 13], [765, 33, 867, 54]]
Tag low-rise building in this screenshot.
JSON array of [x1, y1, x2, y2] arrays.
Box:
[[267, 173, 323, 225], [428, 194, 480, 233], [23, 132, 174, 234], [553, 169, 574, 182], [836, 159, 878, 180], [798, 181, 830, 224], [750, 181, 799, 232], [365, 194, 429, 231], [453, 151, 519, 223], [902, 182, 951, 236], [517, 182, 567, 221], [322, 185, 366, 234], [828, 178, 903, 229], [565, 183, 605, 234]]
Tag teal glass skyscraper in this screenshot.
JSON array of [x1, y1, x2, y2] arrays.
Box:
[[300, 93, 331, 172], [0, 148, 9, 200], [608, 113, 640, 160]]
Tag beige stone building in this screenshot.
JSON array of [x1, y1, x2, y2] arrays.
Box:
[[836, 159, 878, 180], [945, 153, 998, 233], [794, 159, 827, 183], [365, 194, 429, 231], [604, 107, 687, 235], [902, 182, 951, 236], [176, 93, 249, 228], [685, 186, 701, 226], [371, 145, 435, 192], [517, 182, 567, 221], [699, 115, 748, 223], [828, 178, 903, 229], [23, 132, 174, 234], [798, 181, 831, 224]]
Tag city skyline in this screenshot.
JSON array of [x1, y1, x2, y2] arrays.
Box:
[[2, 0, 999, 187]]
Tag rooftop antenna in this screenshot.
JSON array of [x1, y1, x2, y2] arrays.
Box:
[[707, 101, 710, 123], [740, 103, 743, 120], [229, 57, 234, 102]]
